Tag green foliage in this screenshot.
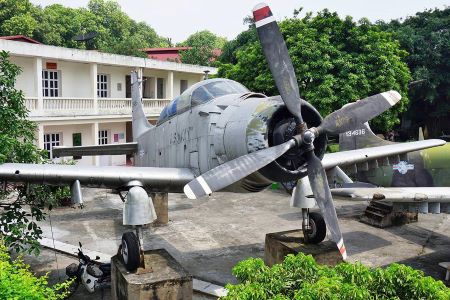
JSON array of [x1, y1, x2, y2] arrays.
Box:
[[223, 253, 450, 300], [0, 0, 168, 56], [0, 51, 42, 165], [380, 8, 450, 137], [178, 30, 227, 65], [326, 143, 339, 153], [0, 240, 71, 299], [0, 51, 71, 255], [218, 10, 411, 132]]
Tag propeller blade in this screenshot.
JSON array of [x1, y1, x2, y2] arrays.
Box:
[[184, 139, 296, 199], [306, 151, 347, 259], [319, 91, 401, 135], [253, 3, 303, 123]]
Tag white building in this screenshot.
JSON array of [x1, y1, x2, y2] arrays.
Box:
[[0, 38, 217, 166]]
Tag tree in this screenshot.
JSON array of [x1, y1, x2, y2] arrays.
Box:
[[0, 0, 168, 56], [0, 51, 69, 255], [0, 0, 39, 36], [178, 30, 227, 66], [380, 8, 450, 137], [219, 16, 257, 65], [218, 10, 411, 132]]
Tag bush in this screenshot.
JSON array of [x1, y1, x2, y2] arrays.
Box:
[[222, 253, 450, 300], [0, 240, 71, 299]]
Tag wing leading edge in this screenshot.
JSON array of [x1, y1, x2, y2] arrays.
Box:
[[0, 163, 194, 193]]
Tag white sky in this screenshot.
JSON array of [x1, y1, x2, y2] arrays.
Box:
[[30, 0, 448, 43]]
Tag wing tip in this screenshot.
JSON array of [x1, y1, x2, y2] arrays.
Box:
[[183, 185, 197, 200]]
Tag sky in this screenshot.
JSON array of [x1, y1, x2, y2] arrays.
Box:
[[30, 0, 448, 43]]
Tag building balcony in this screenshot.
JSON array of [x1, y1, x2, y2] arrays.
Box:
[[25, 97, 170, 119]]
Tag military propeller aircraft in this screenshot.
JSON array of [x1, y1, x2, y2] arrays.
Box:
[[0, 3, 445, 269], [340, 123, 450, 188], [332, 122, 450, 214]]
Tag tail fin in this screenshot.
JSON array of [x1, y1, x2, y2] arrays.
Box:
[[131, 71, 153, 140], [339, 123, 394, 151]]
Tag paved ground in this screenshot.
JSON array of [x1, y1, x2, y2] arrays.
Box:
[[22, 187, 450, 298]]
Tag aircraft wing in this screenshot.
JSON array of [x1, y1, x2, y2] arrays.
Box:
[[322, 139, 445, 172], [331, 187, 450, 202], [53, 142, 138, 157], [0, 163, 194, 193]]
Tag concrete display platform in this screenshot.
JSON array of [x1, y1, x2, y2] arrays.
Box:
[[21, 187, 450, 299], [265, 229, 343, 267], [111, 249, 192, 300]]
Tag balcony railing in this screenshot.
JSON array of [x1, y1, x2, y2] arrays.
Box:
[[25, 97, 170, 118]]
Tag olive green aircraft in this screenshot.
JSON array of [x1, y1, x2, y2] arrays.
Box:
[[334, 123, 450, 214], [339, 123, 450, 188]]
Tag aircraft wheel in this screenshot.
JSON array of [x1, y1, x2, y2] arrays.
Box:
[[302, 212, 326, 244], [121, 232, 140, 271]]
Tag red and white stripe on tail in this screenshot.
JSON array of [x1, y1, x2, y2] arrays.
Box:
[[252, 3, 275, 28]]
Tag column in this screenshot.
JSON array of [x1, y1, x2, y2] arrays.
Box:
[[136, 67, 143, 97], [37, 124, 44, 149], [34, 57, 43, 111], [90, 63, 98, 113], [166, 71, 173, 100], [91, 122, 99, 166], [153, 77, 158, 99]]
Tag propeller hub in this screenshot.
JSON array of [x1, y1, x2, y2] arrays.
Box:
[[302, 130, 316, 145]]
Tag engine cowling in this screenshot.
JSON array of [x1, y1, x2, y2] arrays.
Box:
[[215, 95, 326, 192]]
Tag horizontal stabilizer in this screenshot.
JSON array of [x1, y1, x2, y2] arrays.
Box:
[[53, 143, 138, 157]]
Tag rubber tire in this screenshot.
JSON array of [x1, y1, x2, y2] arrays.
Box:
[[121, 232, 140, 271], [302, 212, 326, 244]]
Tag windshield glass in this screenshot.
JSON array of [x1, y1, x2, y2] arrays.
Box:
[[157, 79, 249, 124]]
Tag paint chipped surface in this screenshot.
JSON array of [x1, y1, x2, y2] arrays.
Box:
[[246, 101, 279, 153]]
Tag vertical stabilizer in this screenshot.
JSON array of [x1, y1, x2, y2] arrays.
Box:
[[339, 123, 394, 151], [131, 71, 153, 140]]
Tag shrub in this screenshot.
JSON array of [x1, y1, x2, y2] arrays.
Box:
[[222, 253, 450, 300], [0, 240, 71, 299]]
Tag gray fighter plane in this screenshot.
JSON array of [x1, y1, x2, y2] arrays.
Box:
[[0, 3, 445, 269]]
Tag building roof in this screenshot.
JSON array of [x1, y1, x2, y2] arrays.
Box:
[[0, 39, 217, 75], [0, 35, 42, 44], [142, 47, 191, 53]]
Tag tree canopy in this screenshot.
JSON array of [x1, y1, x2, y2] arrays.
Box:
[[0, 0, 168, 56], [218, 10, 412, 132], [178, 30, 227, 65], [380, 8, 450, 137]]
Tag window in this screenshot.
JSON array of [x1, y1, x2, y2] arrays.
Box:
[[43, 133, 61, 159], [97, 74, 109, 98], [157, 78, 164, 99], [191, 86, 213, 106], [72, 133, 82, 160], [180, 80, 188, 94], [98, 130, 108, 145], [42, 70, 60, 97]]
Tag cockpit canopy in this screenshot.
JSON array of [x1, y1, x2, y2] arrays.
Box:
[[157, 78, 249, 124]]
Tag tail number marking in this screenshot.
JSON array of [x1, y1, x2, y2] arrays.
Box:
[[345, 129, 366, 137]]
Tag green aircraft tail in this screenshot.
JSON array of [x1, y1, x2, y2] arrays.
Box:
[[339, 123, 394, 151]]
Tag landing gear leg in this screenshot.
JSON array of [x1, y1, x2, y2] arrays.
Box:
[[302, 210, 326, 244], [135, 226, 146, 269]]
